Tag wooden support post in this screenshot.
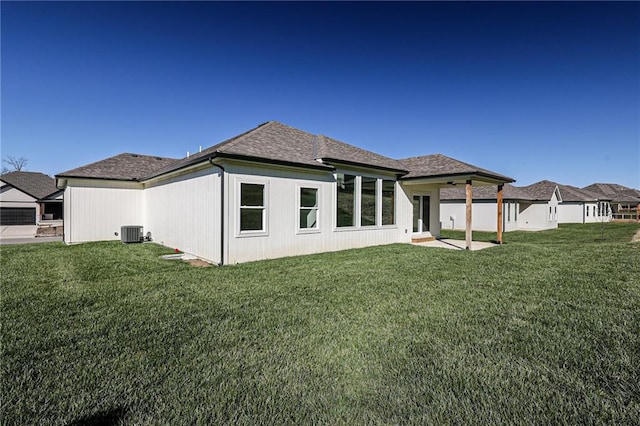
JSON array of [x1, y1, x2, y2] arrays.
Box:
[[465, 180, 472, 250], [637, 203, 640, 222], [496, 184, 504, 244]]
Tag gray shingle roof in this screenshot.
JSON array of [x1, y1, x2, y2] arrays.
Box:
[[316, 134, 407, 172], [520, 180, 561, 201], [440, 183, 534, 201], [56, 122, 514, 185], [583, 183, 640, 204], [57, 153, 178, 180], [558, 184, 600, 202], [148, 121, 405, 177], [399, 154, 515, 182], [0, 171, 59, 199]]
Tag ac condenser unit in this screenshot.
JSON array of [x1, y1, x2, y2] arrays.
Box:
[[121, 226, 143, 243]]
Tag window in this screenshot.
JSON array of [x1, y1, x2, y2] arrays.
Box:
[[240, 183, 265, 232], [381, 180, 395, 225], [549, 206, 553, 221], [554, 206, 557, 221], [514, 203, 518, 221], [360, 177, 377, 226], [299, 187, 318, 229], [586, 206, 589, 217], [507, 203, 511, 222], [336, 173, 356, 227]]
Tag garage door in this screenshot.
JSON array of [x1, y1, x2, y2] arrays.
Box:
[[0, 208, 36, 225]]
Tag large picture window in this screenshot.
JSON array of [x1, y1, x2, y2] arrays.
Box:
[[299, 187, 318, 229], [336, 174, 356, 227], [360, 177, 377, 226], [381, 180, 395, 225], [240, 183, 265, 232]]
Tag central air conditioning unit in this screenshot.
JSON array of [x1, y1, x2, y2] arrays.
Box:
[[121, 225, 143, 243]]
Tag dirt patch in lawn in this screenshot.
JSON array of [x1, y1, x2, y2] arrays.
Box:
[[632, 229, 640, 242], [185, 259, 212, 267]]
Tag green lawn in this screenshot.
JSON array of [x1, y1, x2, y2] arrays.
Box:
[[2, 223, 639, 424]]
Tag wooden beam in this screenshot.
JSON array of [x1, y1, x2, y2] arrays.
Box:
[[465, 180, 472, 250], [496, 184, 504, 244]]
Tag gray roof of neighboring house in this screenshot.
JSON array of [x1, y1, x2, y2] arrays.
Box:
[[522, 180, 610, 202], [399, 154, 515, 182], [520, 180, 562, 201], [556, 184, 600, 202], [56, 121, 513, 184], [440, 183, 534, 201], [583, 183, 640, 204], [0, 171, 60, 199]]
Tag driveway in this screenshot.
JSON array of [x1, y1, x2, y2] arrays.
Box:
[[0, 236, 63, 245]]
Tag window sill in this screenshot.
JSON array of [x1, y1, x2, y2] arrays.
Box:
[[236, 230, 269, 238]]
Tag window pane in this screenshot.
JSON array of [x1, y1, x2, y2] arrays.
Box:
[[300, 208, 317, 229], [240, 209, 263, 231], [381, 180, 395, 225], [336, 174, 355, 227], [300, 188, 318, 208], [241, 183, 264, 207], [412, 196, 420, 232], [361, 177, 377, 226]]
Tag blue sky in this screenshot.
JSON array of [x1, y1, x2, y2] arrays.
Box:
[[2, 1, 639, 188]]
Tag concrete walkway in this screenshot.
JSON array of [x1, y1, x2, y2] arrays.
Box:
[[412, 238, 498, 251]]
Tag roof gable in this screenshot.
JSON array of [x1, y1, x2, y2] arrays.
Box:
[[521, 180, 563, 202], [0, 171, 59, 199]]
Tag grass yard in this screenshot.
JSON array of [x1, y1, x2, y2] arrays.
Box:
[[2, 223, 639, 424]]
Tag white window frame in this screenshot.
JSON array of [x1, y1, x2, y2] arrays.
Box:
[[297, 184, 320, 234], [335, 172, 358, 229], [334, 172, 398, 231], [237, 180, 269, 237], [380, 179, 397, 227], [360, 176, 378, 227]]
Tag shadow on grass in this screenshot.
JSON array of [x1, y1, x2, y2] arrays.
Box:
[[68, 407, 126, 426]]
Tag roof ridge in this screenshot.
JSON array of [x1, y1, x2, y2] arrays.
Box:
[[215, 121, 276, 153]]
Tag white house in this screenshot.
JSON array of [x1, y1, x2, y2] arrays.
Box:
[[1, 171, 63, 236], [56, 121, 514, 264], [555, 183, 611, 224], [440, 183, 536, 232], [583, 183, 639, 220]]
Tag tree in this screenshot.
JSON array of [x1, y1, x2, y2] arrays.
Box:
[[2, 156, 28, 174]]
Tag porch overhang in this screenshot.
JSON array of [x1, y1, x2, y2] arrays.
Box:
[[400, 173, 514, 250], [400, 172, 514, 187]]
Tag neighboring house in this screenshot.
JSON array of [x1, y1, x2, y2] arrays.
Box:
[[1, 171, 63, 226], [554, 184, 611, 224], [440, 183, 535, 232], [518, 181, 562, 230], [583, 183, 640, 220], [56, 121, 514, 264]]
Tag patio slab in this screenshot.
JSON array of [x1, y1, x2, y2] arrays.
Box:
[[412, 238, 498, 251]]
